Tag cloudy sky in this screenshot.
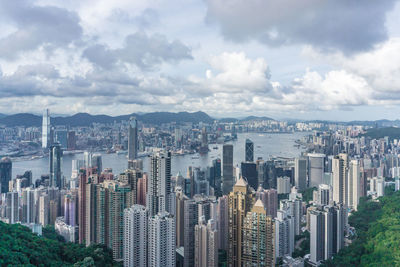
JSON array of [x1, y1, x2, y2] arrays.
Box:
[[1, 0, 400, 120]]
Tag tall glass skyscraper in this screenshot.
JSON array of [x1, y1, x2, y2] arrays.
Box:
[[0, 157, 12, 194], [42, 109, 50, 149], [128, 117, 138, 161], [245, 139, 254, 162], [49, 143, 63, 188]]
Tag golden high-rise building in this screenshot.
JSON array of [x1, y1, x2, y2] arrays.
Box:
[[228, 177, 256, 267], [242, 199, 275, 267]]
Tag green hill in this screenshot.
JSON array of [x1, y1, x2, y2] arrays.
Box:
[[0, 222, 120, 266], [361, 127, 400, 140]]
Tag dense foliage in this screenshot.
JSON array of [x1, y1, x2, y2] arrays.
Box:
[[300, 187, 317, 204], [323, 189, 400, 266], [361, 127, 400, 140], [0, 222, 119, 266]]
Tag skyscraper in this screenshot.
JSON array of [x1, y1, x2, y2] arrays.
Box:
[[228, 177, 256, 267], [274, 210, 294, 259], [241, 162, 258, 190], [308, 153, 325, 187], [147, 151, 173, 216], [49, 143, 63, 188], [0, 157, 12, 194], [332, 154, 348, 205], [222, 144, 234, 195], [245, 139, 254, 162], [295, 157, 307, 190], [123, 205, 148, 267], [148, 212, 175, 267], [217, 195, 229, 251], [309, 204, 346, 265], [42, 109, 50, 149], [128, 117, 138, 162], [195, 217, 218, 267], [348, 160, 361, 210], [242, 199, 275, 267], [256, 188, 278, 218]]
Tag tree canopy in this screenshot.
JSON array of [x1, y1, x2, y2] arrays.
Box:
[[0, 222, 120, 266]]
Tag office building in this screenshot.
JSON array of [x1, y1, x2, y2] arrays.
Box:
[[228, 177, 256, 267], [123, 205, 148, 267], [42, 109, 50, 149], [0, 157, 12, 194], [245, 139, 254, 162], [295, 157, 307, 190], [217, 195, 229, 251], [242, 199, 275, 267], [49, 143, 63, 188], [55, 130, 68, 149], [128, 117, 138, 161], [277, 177, 291, 194], [308, 154, 325, 187], [148, 212, 175, 267], [222, 144, 234, 195], [241, 162, 258, 190]]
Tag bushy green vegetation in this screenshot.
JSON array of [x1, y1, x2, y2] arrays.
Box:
[[0, 222, 120, 266], [300, 187, 317, 203], [323, 190, 400, 266], [361, 127, 400, 140]]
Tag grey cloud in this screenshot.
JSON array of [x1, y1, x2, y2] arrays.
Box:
[[205, 0, 397, 53], [83, 32, 193, 70], [0, 0, 82, 58]]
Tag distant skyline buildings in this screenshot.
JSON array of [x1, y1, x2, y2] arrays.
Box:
[[128, 117, 138, 163]]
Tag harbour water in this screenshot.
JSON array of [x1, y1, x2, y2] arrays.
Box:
[[12, 132, 309, 182]]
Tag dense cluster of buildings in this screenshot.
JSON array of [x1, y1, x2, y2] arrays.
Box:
[[1, 111, 400, 266]]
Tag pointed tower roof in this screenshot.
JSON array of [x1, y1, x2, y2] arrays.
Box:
[[235, 177, 248, 187], [251, 198, 266, 214]]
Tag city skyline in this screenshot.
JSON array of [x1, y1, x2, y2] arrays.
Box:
[[0, 1, 400, 120]]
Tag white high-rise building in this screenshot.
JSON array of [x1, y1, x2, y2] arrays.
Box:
[[308, 153, 325, 187], [123, 205, 148, 267], [42, 109, 50, 149], [147, 152, 173, 217], [148, 212, 175, 267], [348, 160, 361, 210], [277, 176, 291, 194], [332, 154, 348, 205], [275, 210, 294, 259], [310, 204, 346, 265], [280, 198, 302, 236], [316, 184, 332, 206], [194, 217, 218, 267]]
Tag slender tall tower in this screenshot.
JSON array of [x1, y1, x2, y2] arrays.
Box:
[[332, 154, 348, 205], [228, 177, 256, 267], [123, 205, 148, 267], [49, 143, 62, 188], [245, 139, 254, 162], [348, 160, 361, 210], [195, 217, 218, 267], [148, 212, 176, 267], [0, 157, 12, 194], [222, 144, 234, 195], [147, 151, 172, 216], [42, 109, 50, 149], [128, 117, 138, 161], [242, 199, 275, 267]]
